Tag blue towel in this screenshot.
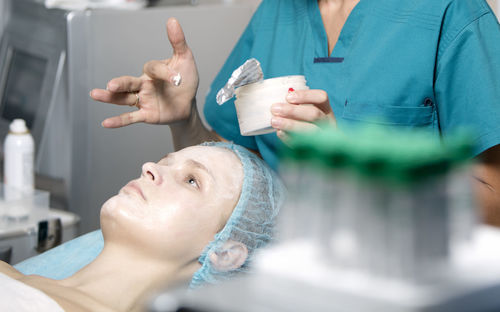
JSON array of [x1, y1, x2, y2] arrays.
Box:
[[14, 230, 103, 279]]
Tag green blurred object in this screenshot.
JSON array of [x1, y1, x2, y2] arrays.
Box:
[[277, 124, 477, 282], [279, 124, 475, 185]]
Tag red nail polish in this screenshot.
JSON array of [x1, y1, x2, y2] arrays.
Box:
[[288, 88, 295, 92]]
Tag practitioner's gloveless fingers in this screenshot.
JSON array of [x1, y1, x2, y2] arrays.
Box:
[[90, 75, 143, 105], [286, 89, 332, 114], [270, 88, 336, 143], [276, 130, 290, 142], [91, 17, 199, 128], [270, 88, 336, 127], [271, 102, 329, 123], [106, 76, 143, 93], [271, 117, 319, 133], [90, 89, 139, 107], [167, 17, 189, 56], [143, 17, 195, 85], [102, 110, 147, 128]]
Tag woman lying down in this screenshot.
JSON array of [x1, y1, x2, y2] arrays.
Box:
[[0, 142, 285, 312]]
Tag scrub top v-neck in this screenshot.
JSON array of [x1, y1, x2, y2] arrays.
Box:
[[305, 0, 366, 128], [308, 0, 364, 58], [204, 0, 500, 171]]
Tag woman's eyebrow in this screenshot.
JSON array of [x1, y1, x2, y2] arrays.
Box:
[[186, 159, 215, 180]]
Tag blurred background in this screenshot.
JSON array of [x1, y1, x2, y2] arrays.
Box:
[[0, 0, 261, 236]]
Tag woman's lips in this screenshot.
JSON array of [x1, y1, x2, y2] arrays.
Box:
[[124, 181, 145, 200]]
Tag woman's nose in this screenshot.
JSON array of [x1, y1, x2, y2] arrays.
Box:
[[141, 162, 162, 185]]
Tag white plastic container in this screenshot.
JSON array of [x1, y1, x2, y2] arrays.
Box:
[[3, 119, 35, 206], [234, 75, 309, 136]]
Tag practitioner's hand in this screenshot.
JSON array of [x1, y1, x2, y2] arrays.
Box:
[[90, 18, 199, 128], [270, 89, 336, 141]]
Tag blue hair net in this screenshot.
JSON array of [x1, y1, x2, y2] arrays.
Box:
[[190, 142, 286, 288]]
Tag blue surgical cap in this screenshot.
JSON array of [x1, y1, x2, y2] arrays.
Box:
[[190, 142, 286, 288]]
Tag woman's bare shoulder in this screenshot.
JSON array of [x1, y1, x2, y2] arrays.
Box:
[[0, 262, 115, 312], [45, 289, 117, 312], [21, 276, 117, 312], [0, 260, 24, 279]]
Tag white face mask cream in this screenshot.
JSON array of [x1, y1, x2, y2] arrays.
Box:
[[234, 75, 309, 136]]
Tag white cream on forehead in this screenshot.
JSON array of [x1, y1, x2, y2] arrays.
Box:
[[211, 147, 244, 201]]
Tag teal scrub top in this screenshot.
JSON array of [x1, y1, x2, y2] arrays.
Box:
[[203, 0, 500, 170]]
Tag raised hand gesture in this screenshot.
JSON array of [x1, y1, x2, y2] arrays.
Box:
[[90, 18, 199, 128]]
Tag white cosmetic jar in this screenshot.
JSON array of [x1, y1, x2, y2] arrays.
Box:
[[234, 75, 309, 136]]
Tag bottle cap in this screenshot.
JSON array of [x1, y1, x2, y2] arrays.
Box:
[[9, 119, 29, 134]]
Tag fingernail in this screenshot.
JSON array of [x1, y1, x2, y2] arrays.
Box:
[[277, 130, 287, 140], [102, 119, 113, 128], [271, 117, 282, 128], [107, 82, 118, 91], [287, 91, 297, 101], [271, 104, 282, 115]]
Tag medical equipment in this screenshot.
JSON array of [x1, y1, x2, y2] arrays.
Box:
[[0, 0, 260, 233], [0, 183, 79, 264], [0, 183, 48, 224], [0, 209, 78, 264], [147, 125, 500, 312]]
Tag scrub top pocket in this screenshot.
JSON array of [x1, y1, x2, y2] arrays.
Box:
[[342, 100, 435, 127]]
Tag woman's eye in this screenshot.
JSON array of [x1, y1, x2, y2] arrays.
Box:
[[187, 176, 199, 189]]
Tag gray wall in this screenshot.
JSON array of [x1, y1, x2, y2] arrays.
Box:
[[0, 1, 6, 38]]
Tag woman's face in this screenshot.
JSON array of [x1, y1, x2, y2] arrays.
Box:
[[100, 146, 243, 264]]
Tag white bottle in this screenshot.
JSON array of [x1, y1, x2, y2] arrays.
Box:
[[3, 119, 35, 203]]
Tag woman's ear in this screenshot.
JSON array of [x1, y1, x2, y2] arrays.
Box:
[[209, 241, 248, 272]]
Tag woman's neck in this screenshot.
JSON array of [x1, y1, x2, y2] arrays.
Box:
[[318, 0, 361, 55], [59, 243, 200, 311]]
